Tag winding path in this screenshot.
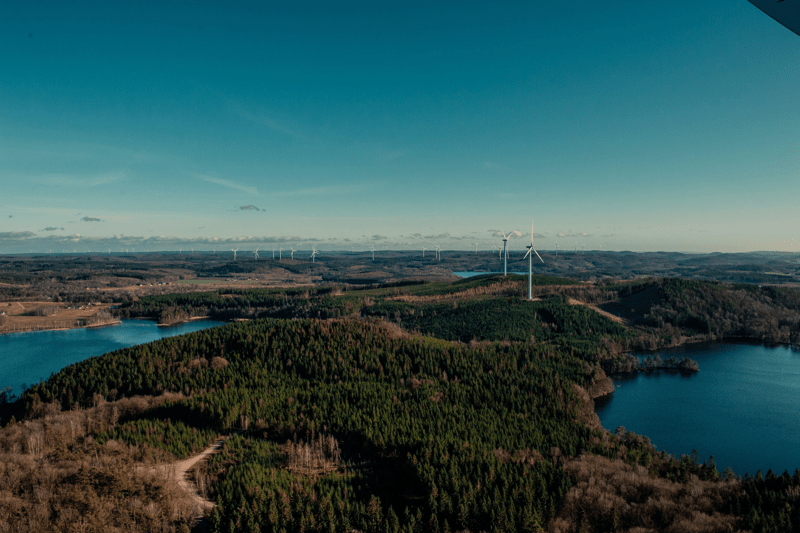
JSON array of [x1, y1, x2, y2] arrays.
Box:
[[174, 437, 227, 514], [143, 436, 229, 519]]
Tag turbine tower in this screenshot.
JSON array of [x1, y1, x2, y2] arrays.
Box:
[[279, 247, 283, 260], [523, 222, 544, 300], [435, 245, 441, 261], [498, 230, 521, 276], [370, 245, 375, 261], [290, 246, 296, 260], [231, 248, 239, 261], [473, 243, 478, 254], [310, 246, 317, 262], [253, 247, 259, 260], [422, 246, 426, 258]]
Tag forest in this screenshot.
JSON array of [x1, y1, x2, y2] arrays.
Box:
[[2, 273, 800, 532]]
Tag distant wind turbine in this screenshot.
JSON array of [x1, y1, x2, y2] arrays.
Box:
[[473, 243, 478, 254], [253, 247, 259, 260], [523, 221, 544, 300], [279, 247, 283, 260], [435, 245, 441, 261], [370, 245, 375, 261], [290, 246, 296, 260], [498, 230, 522, 276], [231, 248, 239, 261], [310, 246, 317, 262], [422, 246, 427, 258]]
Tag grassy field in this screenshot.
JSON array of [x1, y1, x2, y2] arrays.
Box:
[[0, 301, 116, 334]]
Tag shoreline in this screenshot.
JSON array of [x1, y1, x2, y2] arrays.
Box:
[[156, 316, 215, 328], [0, 319, 122, 337]]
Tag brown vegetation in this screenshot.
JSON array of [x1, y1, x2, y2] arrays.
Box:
[[282, 433, 342, 477], [0, 393, 199, 533], [0, 301, 118, 335], [551, 454, 745, 533]]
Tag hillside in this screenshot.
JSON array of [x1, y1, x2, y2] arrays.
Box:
[[2, 274, 800, 532]]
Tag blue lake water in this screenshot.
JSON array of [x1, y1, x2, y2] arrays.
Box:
[[0, 319, 224, 395], [453, 271, 526, 278], [595, 341, 800, 477]]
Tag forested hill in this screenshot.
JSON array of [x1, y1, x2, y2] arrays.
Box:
[[2, 317, 677, 533], [597, 278, 800, 348], [4, 274, 800, 532]]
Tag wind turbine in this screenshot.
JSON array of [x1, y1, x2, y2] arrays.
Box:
[[231, 248, 239, 261], [310, 246, 317, 262], [523, 222, 544, 300], [473, 243, 478, 254], [422, 246, 427, 258], [435, 245, 441, 261], [498, 230, 522, 276], [555, 243, 558, 258], [370, 245, 375, 261], [253, 247, 259, 260], [290, 246, 296, 260], [279, 247, 283, 260]]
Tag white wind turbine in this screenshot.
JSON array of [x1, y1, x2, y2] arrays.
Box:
[[290, 246, 296, 260], [422, 246, 427, 258], [231, 248, 239, 261], [279, 247, 283, 260], [473, 243, 478, 254], [498, 230, 522, 276], [370, 245, 375, 261], [435, 245, 441, 261], [310, 246, 317, 262], [523, 221, 544, 300], [253, 247, 259, 260]]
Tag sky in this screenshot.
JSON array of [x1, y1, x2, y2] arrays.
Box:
[[1, 1, 799, 254]]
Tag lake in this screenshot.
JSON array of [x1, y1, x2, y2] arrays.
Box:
[[595, 341, 800, 477], [453, 271, 526, 277], [0, 319, 224, 396]]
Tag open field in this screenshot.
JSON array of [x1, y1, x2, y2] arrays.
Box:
[[0, 300, 117, 334]]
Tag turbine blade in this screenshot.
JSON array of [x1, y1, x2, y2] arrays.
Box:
[[532, 247, 544, 263], [523, 249, 532, 259]]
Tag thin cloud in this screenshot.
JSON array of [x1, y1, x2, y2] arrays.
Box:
[[195, 174, 259, 195], [0, 231, 36, 240], [371, 234, 387, 241], [81, 217, 101, 222], [36, 172, 123, 187], [230, 102, 307, 139], [532, 233, 546, 239], [557, 232, 591, 238], [239, 205, 261, 211], [42, 227, 63, 231]]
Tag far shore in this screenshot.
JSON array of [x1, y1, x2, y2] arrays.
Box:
[[0, 319, 122, 336], [156, 316, 216, 328]]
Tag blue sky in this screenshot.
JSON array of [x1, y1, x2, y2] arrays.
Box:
[[1, 1, 799, 254]]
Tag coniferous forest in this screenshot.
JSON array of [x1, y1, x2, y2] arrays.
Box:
[[2, 274, 800, 532]]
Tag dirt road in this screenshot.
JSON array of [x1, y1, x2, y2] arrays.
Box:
[[567, 297, 627, 324], [175, 437, 227, 515]]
